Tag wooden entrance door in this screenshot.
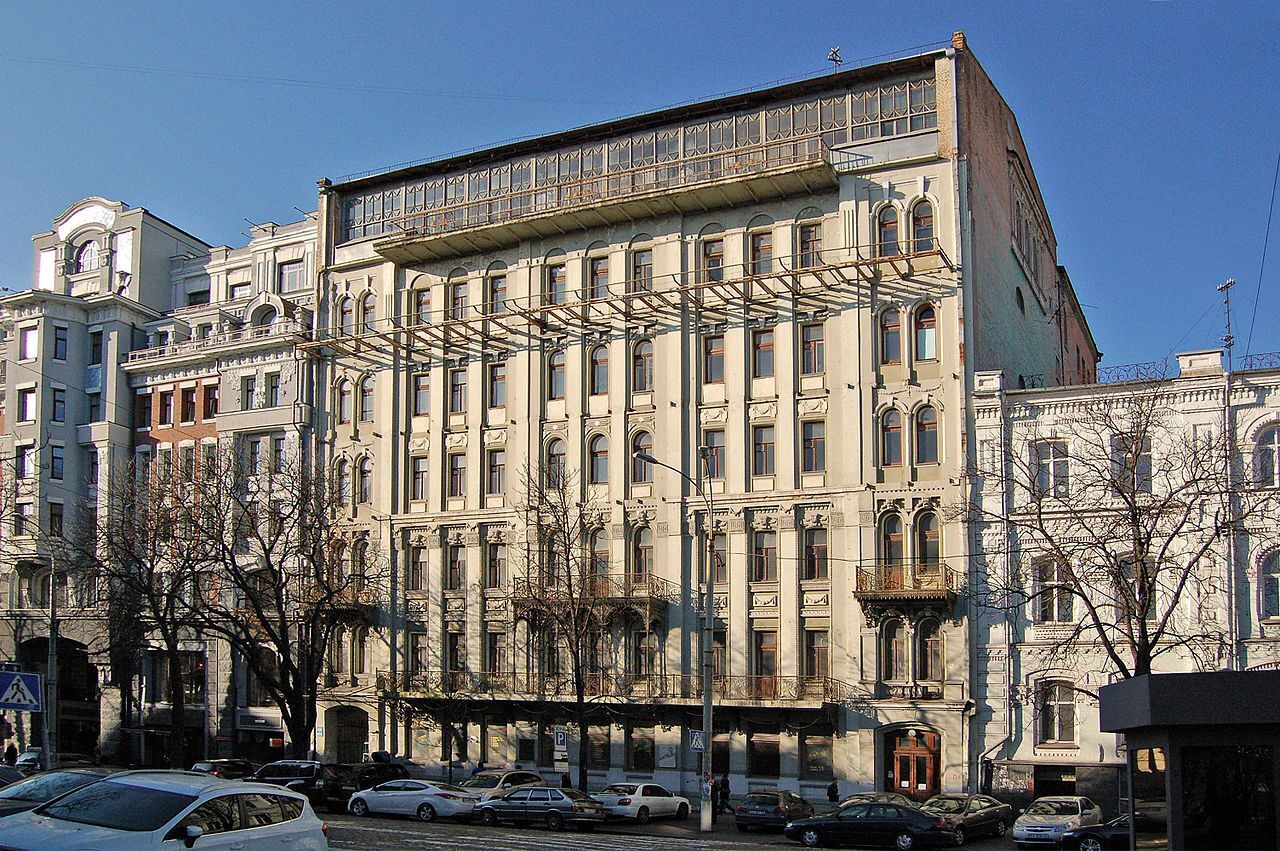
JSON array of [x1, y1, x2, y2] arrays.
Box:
[[885, 729, 940, 801]]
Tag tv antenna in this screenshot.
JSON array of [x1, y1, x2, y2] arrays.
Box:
[[827, 47, 843, 72]]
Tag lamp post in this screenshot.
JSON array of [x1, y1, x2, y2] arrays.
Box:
[[43, 549, 59, 771], [633, 447, 717, 832], [371, 513, 399, 756]]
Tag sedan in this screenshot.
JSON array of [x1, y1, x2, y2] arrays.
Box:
[[735, 790, 814, 832], [838, 792, 915, 809], [1013, 796, 1104, 847], [594, 783, 690, 823], [920, 793, 1013, 844], [190, 759, 258, 780], [1060, 813, 1165, 851], [349, 779, 479, 822], [0, 768, 115, 820], [784, 801, 956, 849], [475, 786, 607, 831]]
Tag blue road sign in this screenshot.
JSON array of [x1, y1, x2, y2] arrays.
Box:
[[0, 672, 41, 712], [689, 729, 706, 752], [554, 728, 568, 751]]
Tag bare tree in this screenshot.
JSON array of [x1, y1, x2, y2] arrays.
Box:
[[966, 385, 1279, 690]]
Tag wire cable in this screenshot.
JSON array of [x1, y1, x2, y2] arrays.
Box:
[[1246, 148, 1280, 355]]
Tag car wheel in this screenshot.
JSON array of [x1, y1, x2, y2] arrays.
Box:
[[676, 802, 689, 820], [546, 811, 565, 831], [995, 821, 1008, 837], [894, 832, 916, 850], [417, 803, 437, 823], [350, 798, 369, 817], [480, 808, 498, 827], [953, 827, 965, 846], [802, 828, 822, 847], [1079, 838, 1103, 851], [636, 806, 650, 824]]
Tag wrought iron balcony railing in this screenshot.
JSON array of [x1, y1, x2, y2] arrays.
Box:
[[853, 561, 961, 601], [508, 571, 681, 608]]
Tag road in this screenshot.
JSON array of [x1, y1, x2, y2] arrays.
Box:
[[324, 811, 1020, 850]]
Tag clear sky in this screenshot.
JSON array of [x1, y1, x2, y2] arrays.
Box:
[[2, 1, 1277, 367]]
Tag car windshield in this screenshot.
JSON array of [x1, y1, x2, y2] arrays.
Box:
[[744, 793, 778, 805], [1027, 800, 1080, 816], [923, 797, 966, 814], [0, 771, 100, 803], [603, 784, 637, 795], [460, 775, 501, 789], [40, 780, 196, 832], [191, 763, 214, 771]]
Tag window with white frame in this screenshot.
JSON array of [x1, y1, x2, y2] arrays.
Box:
[[1110, 434, 1152, 495], [1035, 559, 1074, 623], [1032, 440, 1069, 497], [1038, 681, 1076, 744], [1257, 426, 1280, 488], [1262, 552, 1280, 620]]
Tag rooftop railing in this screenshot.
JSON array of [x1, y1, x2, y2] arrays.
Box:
[[127, 320, 305, 364]]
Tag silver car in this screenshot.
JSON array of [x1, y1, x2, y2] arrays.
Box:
[[1012, 795, 1103, 847]]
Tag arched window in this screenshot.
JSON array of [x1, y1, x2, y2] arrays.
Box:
[[361, 292, 377, 334], [74, 240, 100, 273], [632, 340, 654, 392], [632, 432, 653, 483], [880, 514, 904, 569], [351, 627, 367, 674], [337, 460, 351, 506], [350, 540, 368, 579], [876, 207, 899, 257], [915, 305, 937, 361], [1038, 681, 1076, 743], [883, 620, 907, 681], [589, 529, 609, 574], [912, 200, 934, 251], [917, 620, 942, 682], [589, 346, 609, 395], [916, 512, 940, 567], [1263, 552, 1280, 620], [547, 351, 566, 401], [337, 380, 353, 424], [915, 406, 938, 464], [357, 457, 372, 503], [880, 309, 901, 365], [359, 377, 374, 422], [631, 527, 653, 581], [881, 410, 902, 466], [545, 439, 566, 487], [588, 435, 609, 484], [329, 626, 347, 674], [253, 307, 277, 328], [1257, 427, 1280, 487], [339, 298, 355, 336]]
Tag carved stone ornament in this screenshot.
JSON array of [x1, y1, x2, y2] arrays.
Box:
[[626, 503, 656, 527], [700, 406, 729, 425], [655, 521, 670, 537], [483, 429, 507, 447], [485, 525, 509, 544], [828, 512, 845, 528], [445, 431, 468, 449], [463, 527, 481, 546], [797, 397, 828, 416], [446, 528, 466, 545], [748, 402, 777, 421], [801, 507, 830, 529], [610, 523, 626, 538], [803, 590, 831, 608], [858, 511, 875, 526], [408, 436, 430, 452], [630, 413, 656, 430], [751, 592, 779, 609]]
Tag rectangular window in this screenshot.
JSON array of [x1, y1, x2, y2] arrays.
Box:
[[411, 457, 429, 501], [702, 239, 724, 282], [1037, 561, 1074, 623], [589, 256, 609, 300], [748, 730, 780, 778], [240, 377, 256, 412], [52, 388, 66, 423], [50, 446, 65, 480], [626, 725, 655, 771], [88, 330, 103, 366], [704, 429, 725, 479], [203, 385, 219, 418], [547, 352, 566, 402], [277, 260, 305, 294], [545, 264, 567, 305], [413, 373, 430, 416], [752, 329, 774, 377], [801, 323, 825, 375], [486, 362, 506, 408], [247, 439, 262, 475], [86, 451, 98, 486], [485, 631, 507, 673], [86, 393, 101, 422], [229, 281, 252, 300], [631, 248, 653, 292], [445, 544, 465, 590], [1111, 434, 1153, 494], [1032, 441, 1069, 497], [265, 374, 281, 408], [448, 453, 466, 498], [52, 326, 68, 361], [799, 731, 834, 780], [485, 542, 507, 588], [410, 633, 431, 674], [448, 368, 467, 413], [487, 450, 506, 495], [414, 288, 432, 325], [18, 389, 36, 422], [587, 726, 611, 770], [752, 425, 776, 476], [15, 445, 32, 479], [487, 275, 507, 315], [134, 393, 151, 428], [798, 223, 823, 268], [804, 528, 829, 579], [752, 531, 778, 581], [750, 231, 773, 275], [449, 282, 468, 320], [180, 388, 196, 422], [703, 334, 724, 383], [408, 545, 428, 591], [18, 327, 36, 360], [804, 630, 830, 678], [179, 446, 195, 480], [271, 436, 286, 473], [13, 503, 32, 536], [708, 532, 728, 584], [48, 503, 64, 538], [801, 421, 826, 472]]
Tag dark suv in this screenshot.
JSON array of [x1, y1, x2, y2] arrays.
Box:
[[247, 760, 325, 802], [322, 762, 410, 812]]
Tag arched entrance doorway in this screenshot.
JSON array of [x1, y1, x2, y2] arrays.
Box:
[[325, 706, 369, 764], [883, 726, 941, 802], [17, 638, 101, 756]]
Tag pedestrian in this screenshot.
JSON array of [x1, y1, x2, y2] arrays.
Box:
[[704, 772, 717, 824], [827, 779, 839, 805], [718, 772, 731, 814], [3, 743, 15, 766]]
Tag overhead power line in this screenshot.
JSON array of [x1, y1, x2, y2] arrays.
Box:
[[1246, 148, 1280, 355]]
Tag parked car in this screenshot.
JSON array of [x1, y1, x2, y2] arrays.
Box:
[[348, 779, 479, 822], [1060, 812, 1165, 851], [13, 750, 94, 775], [0, 770, 329, 849], [0, 766, 25, 787], [920, 793, 1014, 844], [321, 762, 410, 812], [457, 768, 546, 801], [190, 759, 258, 779], [248, 759, 325, 802], [594, 782, 690, 822], [735, 790, 814, 832], [475, 785, 606, 831], [784, 801, 957, 848], [0, 767, 115, 819], [1013, 796, 1104, 848], [838, 792, 916, 809]]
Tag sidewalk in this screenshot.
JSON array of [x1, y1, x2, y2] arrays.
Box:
[[594, 803, 795, 843]]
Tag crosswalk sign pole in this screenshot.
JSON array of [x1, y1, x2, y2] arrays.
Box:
[[43, 550, 59, 772]]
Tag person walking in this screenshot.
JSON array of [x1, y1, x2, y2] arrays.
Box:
[[827, 779, 839, 805], [3, 743, 15, 767], [718, 772, 731, 815]]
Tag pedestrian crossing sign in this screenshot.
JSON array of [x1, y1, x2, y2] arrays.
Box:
[[689, 729, 706, 752], [0, 672, 41, 712]]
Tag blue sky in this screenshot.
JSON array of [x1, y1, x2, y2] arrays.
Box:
[[2, 1, 1278, 366]]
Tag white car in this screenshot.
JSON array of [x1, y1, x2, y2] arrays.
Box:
[[457, 769, 546, 802], [0, 770, 328, 850], [593, 782, 690, 823], [348, 779, 479, 821], [1012, 795, 1103, 846]]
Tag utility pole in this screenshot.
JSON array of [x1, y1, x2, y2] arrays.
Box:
[[1219, 277, 1240, 670], [43, 548, 58, 771]]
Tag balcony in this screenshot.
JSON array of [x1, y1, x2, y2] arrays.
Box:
[[369, 138, 836, 264], [125, 320, 305, 366], [508, 571, 681, 616], [853, 561, 961, 606]]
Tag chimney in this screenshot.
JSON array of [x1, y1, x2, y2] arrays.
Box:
[[951, 30, 967, 51]]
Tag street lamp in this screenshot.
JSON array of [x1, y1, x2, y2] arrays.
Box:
[[633, 446, 717, 832]]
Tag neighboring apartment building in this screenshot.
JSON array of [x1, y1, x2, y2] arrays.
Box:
[[307, 31, 1097, 799], [0, 197, 319, 765], [971, 349, 1280, 814]]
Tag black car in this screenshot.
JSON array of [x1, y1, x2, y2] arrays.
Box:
[[247, 759, 325, 801], [0, 767, 114, 819], [785, 801, 956, 849], [921, 793, 1013, 844], [1060, 813, 1164, 851], [736, 790, 815, 832], [190, 758, 258, 779], [475, 785, 607, 831], [321, 761, 410, 812], [839, 792, 915, 809]]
